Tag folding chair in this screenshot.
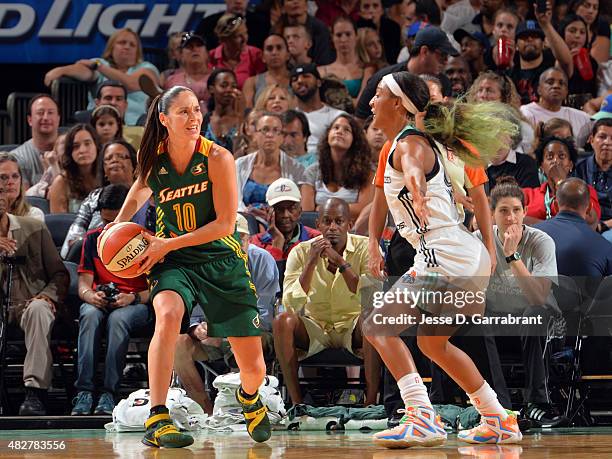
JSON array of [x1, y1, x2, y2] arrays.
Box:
[[566, 276, 612, 422]]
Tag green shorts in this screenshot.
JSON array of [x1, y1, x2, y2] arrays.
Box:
[[148, 254, 260, 338]]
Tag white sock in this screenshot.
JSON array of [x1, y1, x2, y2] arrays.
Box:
[[468, 381, 508, 419], [397, 373, 432, 409]]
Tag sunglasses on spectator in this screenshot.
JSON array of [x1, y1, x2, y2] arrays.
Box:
[[219, 16, 243, 37]]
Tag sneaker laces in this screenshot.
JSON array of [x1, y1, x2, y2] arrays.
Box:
[[98, 393, 113, 405], [396, 406, 419, 425], [73, 391, 91, 406]]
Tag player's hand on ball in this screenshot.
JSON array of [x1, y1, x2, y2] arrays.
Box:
[[134, 232, 170, 274], [98, 221, 119, 254]]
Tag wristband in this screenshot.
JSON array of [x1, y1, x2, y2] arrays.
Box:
[[339, 262, 352, 273], [130, 292, 141, 305], [505, 252, 521, 264]]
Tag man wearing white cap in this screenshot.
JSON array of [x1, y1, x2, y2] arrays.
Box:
[[251, 177, 320, 261], [173, 214, 279, 414]]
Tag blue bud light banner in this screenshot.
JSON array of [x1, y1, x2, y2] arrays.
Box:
[[0, 1, 226, 63]]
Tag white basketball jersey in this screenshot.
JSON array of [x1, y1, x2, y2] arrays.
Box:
[[383, 127, 463, 252]]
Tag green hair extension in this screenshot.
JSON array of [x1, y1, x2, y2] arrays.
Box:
[[423, 101, 521, 168]]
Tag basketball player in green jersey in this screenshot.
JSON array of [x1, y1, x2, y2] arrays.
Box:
[[103, 86, 270, 448]]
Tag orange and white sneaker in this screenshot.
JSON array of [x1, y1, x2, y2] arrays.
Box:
[[373, 406, 447, 449], [457, 410, 522, 444]]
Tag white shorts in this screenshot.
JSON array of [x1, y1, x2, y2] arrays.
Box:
[[395, 226, 490, 317]]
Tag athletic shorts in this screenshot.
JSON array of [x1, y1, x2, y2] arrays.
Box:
[[298, 315, 360, 361], [148, 254, 260, 338]]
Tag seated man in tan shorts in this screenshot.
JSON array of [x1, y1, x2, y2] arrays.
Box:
[[274, 198, 381, 406], [173, 214, 278, 414]]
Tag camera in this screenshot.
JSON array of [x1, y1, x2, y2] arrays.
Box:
[[96, 282, 120, 303]]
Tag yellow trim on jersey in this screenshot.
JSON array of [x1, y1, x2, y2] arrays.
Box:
[[155, 207, 166, 236], [197, 136, 213, 157], [156, 136, 211, 156]]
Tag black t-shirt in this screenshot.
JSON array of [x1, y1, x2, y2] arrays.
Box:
[[486, 152, 541, 193], [306, 15, 336, 65], [355, 61, 453, 120], [568, 54, 599, 98], [593, 17, 610, 43], [509, 48, 556, 105], [196, 9, 270, 50]]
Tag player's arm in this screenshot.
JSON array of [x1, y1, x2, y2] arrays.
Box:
[[114, 177, 153, 223], [396, 137, 434, 225], [135, 146, 238, 273], [367, 147, 390, 279]]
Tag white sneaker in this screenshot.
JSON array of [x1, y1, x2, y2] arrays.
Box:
[[373, 405, 447, 449], [457, 411, 522, 444]]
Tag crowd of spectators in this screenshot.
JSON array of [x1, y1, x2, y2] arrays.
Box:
[[2, 0, 612, 425]]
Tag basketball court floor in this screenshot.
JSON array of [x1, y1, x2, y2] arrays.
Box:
[[0, 428, 611, 458]]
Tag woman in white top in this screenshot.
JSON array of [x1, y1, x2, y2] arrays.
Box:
[[366, 71, 523, 448], [302, 114, 374, 221], [0, 154, 44, 221]]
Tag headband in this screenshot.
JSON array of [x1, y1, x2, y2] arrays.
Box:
[[381, 74, 419, 115], [92, 104, 121, 119]]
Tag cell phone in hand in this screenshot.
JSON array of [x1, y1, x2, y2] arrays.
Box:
[[536, 0, 548, 13]]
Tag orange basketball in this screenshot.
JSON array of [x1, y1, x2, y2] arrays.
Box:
[[97, 222, 150, 279]]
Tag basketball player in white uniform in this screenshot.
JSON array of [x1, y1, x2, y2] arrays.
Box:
[[364, 71, 522, 448]]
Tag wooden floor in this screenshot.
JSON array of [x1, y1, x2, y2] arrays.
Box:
[[1, 427, 612, 458]]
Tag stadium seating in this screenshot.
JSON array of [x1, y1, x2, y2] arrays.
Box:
[[0, 144, 18, 152], [299, 211, 318, 229], [6, 92, 38, 144], [50, 77, 91, 126], [26, 196, 50, 214], [564, 277, 612, 421], [44, 213, 77, 251]]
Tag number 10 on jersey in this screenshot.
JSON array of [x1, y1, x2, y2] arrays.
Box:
[[172, 203, 197, 232]]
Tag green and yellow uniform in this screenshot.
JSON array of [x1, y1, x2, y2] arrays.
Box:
[[146, 136, 260, 337]]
